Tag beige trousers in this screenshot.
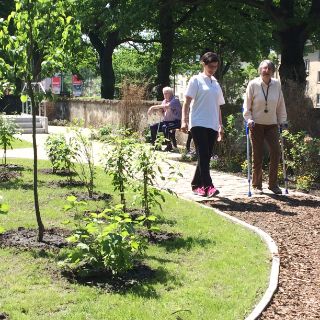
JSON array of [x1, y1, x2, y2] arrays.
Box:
[[250, 124, 280, 188]]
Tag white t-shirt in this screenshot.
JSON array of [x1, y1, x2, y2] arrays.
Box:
[[185, 73, 225, 131]]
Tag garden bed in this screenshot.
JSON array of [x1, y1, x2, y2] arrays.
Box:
[[205, 194, 320, 319]]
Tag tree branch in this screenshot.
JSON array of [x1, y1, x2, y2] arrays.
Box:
[[175, 4, 199, 28], [87, 31, 104, 54]]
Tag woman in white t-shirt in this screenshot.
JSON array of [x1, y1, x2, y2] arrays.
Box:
[[181, 52, 225, 197]]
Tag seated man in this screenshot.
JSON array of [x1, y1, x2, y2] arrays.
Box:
[[148, 86, 182, 151]]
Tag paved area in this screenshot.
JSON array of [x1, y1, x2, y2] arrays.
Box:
[[4, 125, 301, 202]]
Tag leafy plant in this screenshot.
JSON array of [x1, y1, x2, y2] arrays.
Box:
[[103, 128, 137, 211], [295, 175, 313, 192], [282, 131, 320, 183], [61, 197, 146, 275], [131, 143, 176, 230], [0, 115, 21, 165], [45, 134, 76, 177], [71, 122, 96, 198], [213, 113, 246, 173]]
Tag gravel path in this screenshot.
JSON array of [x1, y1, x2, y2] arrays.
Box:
[[205, 194, 320, 319]]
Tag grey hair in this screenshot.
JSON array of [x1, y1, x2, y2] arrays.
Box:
[[258, 60, 275, 75], [162, 86, 173, 94]]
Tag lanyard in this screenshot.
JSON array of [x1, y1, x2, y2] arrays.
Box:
[[261, 83, 270, 113]]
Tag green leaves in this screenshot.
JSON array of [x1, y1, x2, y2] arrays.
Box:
[[61, 201, 146, 275]]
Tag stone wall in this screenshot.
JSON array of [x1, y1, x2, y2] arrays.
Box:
[[43, 98, 320, 146]]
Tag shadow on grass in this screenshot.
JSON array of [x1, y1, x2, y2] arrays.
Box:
[[159, 235, 214, 252], [0, 179, 48, 190], [205, 195, 320, 216], [62, 264, 175, 298]]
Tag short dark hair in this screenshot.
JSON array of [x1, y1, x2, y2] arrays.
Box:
[[200, 52, 219, 65]]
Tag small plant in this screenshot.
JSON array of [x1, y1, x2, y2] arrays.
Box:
[[131, 143, 176, 231], [71, 121, 96, 198], [295, 175, 313, 192], [214, 113, 246, 173], [0, 114, 21, 165], [283, 131, 320, 182], [180, 150, 197, 162], [45, 134, 76, 176], [104, 128, 137, 211], [241, 160, 248, 175], [61, 197, 146, 275], [98, 125, 113, 141]]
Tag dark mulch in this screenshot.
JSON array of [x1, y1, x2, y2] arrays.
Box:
[[0, 169, 21, 182], [50, 180, 87, 188], [138, 229, 181, 244], [38, 168, 75, 177], [204, 194, 320, 320], [0, 164, 24, 182], [63, 263, 157, 293], [69, 191, 112, 201], [0, 227, 71, 251], [0, 312, 8, 319]]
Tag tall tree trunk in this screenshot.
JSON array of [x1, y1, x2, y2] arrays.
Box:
[[89, 31, 118, 99], [277, 27, 311, 132], [156, 1, 175, 100], [27, 80, 44, 242], [100, 45, 116, 99]]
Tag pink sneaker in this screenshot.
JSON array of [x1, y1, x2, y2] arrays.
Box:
[[192, 187, 206, 197], [206, 186, 219, 198]]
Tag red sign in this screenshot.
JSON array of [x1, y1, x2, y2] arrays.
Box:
[[51, 76, 61, 94], [72, 75, 82, 85]]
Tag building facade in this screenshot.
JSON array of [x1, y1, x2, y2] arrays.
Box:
[[304, 48, 320, 108]]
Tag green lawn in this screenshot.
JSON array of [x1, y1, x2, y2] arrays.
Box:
[[9, 137, 33, 149], [0, 158, 270, 320]]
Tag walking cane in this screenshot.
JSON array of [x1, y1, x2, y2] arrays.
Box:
[[246, 123, 252, 197], [279, 124, 289, 194]]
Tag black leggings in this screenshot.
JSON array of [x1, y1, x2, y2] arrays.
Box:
[[190, 126, 217, 189]]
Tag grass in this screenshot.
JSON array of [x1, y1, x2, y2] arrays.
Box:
[[0, 158, 270, 320], [7, 137, 33, 149]]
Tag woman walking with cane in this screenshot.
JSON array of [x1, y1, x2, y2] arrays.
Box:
[[243, 60, 287, 194], [181, 52, 225, 197]]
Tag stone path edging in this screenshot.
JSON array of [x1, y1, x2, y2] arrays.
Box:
[[181, 197, 280, 320]]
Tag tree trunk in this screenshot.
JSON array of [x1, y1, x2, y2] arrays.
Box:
[[155, 1, 175, 100], [89, 31, 119, 99], [100, 45, 116, 99], [277, 27, 311, 132], [27, 80, 45, 242]]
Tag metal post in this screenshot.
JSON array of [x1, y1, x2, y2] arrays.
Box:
[[246, 124, 252, 197]]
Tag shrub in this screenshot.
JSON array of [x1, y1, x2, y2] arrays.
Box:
[[0, 114, 21, 165], [282, 131, 320, 183], [98, 125, 113, 141], [214, 113, 246, 173], [103, 128, 137, 211], [71, 123, 96, 198], [296, 175, 313, 192], [45, 134, 76, 175], [61, 197, 146, 275]]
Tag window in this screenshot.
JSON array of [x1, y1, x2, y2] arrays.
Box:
[[317, 94, 320, 108], [305, 59, 310, 75], [318, 71, 320, 83]]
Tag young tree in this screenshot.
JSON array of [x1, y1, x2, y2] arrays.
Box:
[[0, 0, 83, 241]]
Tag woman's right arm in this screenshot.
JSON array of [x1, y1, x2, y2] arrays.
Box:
[[181, 96, 192, 133]]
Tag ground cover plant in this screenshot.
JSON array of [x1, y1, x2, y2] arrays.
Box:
[[0, 157, 270, 320]]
